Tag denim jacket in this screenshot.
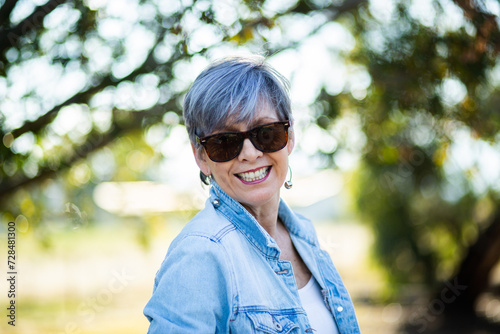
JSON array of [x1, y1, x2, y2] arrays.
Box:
[[144, 182, 360, 333]]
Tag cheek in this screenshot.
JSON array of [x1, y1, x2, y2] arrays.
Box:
[[273, 152, 290, 175], [210, 162, 233, 180]]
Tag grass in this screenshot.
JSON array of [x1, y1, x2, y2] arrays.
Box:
[[1, 215, 395, 333]]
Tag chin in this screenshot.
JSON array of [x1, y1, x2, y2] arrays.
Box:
[[238, 188, 280, 206]]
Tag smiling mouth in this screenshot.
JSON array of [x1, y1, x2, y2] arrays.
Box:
[[236, 167, 271, 183]]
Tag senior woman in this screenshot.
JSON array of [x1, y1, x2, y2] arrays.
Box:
[[144, 56, 360, 333]]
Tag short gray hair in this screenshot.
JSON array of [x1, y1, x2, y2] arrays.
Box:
[[183, 56, 292, 148]]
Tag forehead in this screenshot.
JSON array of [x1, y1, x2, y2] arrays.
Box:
[[221, 103, 280, 132]]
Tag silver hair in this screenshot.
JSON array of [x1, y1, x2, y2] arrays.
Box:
[[183, 56, 293, 148]]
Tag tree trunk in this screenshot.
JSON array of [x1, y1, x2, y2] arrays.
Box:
[[441, 209, 500, 317], [404, 211, 500, 333]]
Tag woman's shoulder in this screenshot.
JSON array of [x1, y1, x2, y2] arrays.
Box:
[[167, 201, 234, 251], [154, 204, 233, 279]]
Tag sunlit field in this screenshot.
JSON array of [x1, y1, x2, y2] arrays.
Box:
[[4, 191, 500, 333], [3, 167, 500, 333], [1, 207, 395, 333]]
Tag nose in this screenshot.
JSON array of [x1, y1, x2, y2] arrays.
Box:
[[238, 138, 262, 161]]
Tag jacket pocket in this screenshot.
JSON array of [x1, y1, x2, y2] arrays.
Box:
[[247, 312, 299, 334]]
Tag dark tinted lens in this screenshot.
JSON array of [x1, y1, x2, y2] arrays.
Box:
[[200, 122, 289, 162], [204, 133, 243, 162], [252, 123, 288, 152]]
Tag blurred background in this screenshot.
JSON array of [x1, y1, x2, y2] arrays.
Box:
[[1, 0, 500, 333]]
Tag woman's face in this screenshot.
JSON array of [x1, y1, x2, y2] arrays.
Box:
[[193, 103, 294, 213]]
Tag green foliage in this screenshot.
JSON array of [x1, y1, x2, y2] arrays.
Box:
[[0, 0, 364, 223], [1, 0, 499, 303], [345, 0, 500, 295]]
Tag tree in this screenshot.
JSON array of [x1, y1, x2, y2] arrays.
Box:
[[342, 0, 500, 331], [0, 0, 365, 220]]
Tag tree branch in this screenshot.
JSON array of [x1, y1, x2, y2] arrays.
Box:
[[0, 0, 19, 27], [324, 0, 367, 19], [438, 209, 500, 316], [452, 0, 500, 54], [0, 0, 68, 56], [9, 26, 169, 139], [0, 100, 178, 200], [262, 0, 367, 58], [10, 82, 106, 138], [289, 0, 366, 15]]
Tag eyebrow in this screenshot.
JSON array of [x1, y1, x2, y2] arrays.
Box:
[[251, 117, 279, 127], [221, 117, 280, 132]]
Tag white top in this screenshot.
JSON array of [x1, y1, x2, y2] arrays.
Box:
[[298, 276, 340, 334]]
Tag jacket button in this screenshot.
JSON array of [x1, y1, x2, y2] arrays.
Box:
[[337, 306, 344, 312], [275, 322, 282, 331], [275, 269, 289, 275]]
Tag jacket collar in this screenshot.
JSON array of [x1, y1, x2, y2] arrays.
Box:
[[209, 181, 317, 258]]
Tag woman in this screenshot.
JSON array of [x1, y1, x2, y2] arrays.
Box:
[[144, 56, 360, 333]]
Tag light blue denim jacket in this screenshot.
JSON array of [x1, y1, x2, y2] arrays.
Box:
[[144, 182, 360, 333]]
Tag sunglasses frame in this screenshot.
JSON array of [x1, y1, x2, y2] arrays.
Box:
[[196, 121, 291, 162]]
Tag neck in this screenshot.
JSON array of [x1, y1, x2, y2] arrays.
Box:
[[242, 195, 281, 239]]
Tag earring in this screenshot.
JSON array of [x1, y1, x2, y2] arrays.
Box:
[[210, 177, 221, 208], [200, 171, 211, 186], [284, 166, 293, 189]]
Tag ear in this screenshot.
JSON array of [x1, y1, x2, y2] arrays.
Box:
[[191, 143, 211, 176], [287, 126, 295, 155]]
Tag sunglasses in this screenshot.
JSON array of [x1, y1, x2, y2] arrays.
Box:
[[196, 121, 291, 162]]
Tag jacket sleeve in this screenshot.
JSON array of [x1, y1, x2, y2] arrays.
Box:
[[143, 235, 232, 333]]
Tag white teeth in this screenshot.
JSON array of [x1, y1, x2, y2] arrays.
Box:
[[238, 167, 269, 182]]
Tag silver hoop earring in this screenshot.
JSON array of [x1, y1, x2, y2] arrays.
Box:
[[200, 171, 211, 186], [211, 178, 221, 207], [284, 166, 293, 189]]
